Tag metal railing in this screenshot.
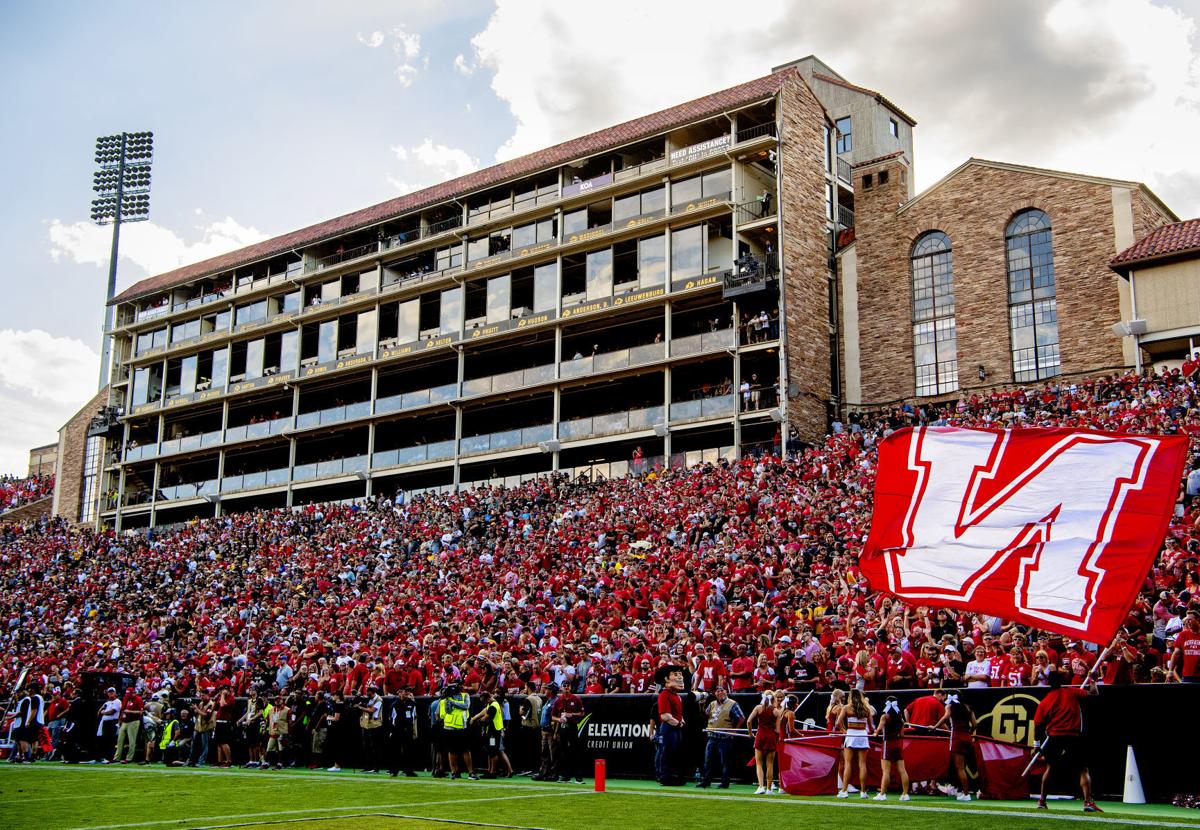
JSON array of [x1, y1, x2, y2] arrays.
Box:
[[735, 122, 777, 143], [459, 424, 553, 456], [838, 204, 855, 229], [371, 440, 456, 469], [733, 198, 776, 224], [837, 157, 853, 184], [306, 242, 379, 274], [558, 405, 664, 441]]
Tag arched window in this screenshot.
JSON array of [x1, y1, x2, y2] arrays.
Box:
[[911, 231, 957, 395], [1005, 209, 1060, 382]]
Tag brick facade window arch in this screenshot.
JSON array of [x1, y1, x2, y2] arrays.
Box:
[[910, 231, 958, 396], [1005, 209, 1060, 382]]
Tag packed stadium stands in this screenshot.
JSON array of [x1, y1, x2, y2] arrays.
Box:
[[0, 474, 54, 517], [1, 368, 1198, 702]]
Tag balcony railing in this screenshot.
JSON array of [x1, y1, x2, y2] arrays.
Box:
[[670, 328, 734, 357], [460, 424, 553, 457], [668, 394, 736, 424], [558, 405, 664, 442], [733, 196, 777, 225], [294, 401, 372, 430], [293, 455, 369, 481], [371, 440, 456, 469], [838, 204, 855, 229], [461, 364, 555, 398], [306, 242, 379, 274], [837, 157, 853, 185], [224, 417, 293, 443], [157, 480, 218, 502], [221, 468, 290, 494], [375, 383, 457, 414], [735, 122, 777, 143]]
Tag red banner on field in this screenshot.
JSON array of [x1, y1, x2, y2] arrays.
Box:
[[859, 427, 1187, 642], [777, 731, 1043, 798]]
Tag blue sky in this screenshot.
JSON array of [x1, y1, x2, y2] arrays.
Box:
[[1, 0, 1198, 473]]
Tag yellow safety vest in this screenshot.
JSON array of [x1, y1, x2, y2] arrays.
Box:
[[159, 719, 179, 749], [440, 693, 469, 730], [487, 701, 503, 733]]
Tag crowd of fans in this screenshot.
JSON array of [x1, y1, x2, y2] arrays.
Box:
[[2, 369, 1199, 725], [0, 474, 53, 516]]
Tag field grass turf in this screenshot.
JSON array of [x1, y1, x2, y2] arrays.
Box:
[[3, 764, 1199, 830]]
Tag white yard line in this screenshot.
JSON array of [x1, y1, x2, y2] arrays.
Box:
[[63, 789, 594, 830], [606, 787, 1200, 828]]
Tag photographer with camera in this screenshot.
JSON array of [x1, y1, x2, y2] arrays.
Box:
[[439, 682, 476, 779], [356, 686, 384, 772]]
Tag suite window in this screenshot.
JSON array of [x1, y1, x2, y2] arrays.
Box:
[[1006, 209, 1060, 382], [279, 330, 299, 373], [235, 300, 267, 327], [512, 222, 536, 250], [356, 309, 377, 355], [639, 234, 666, 287], [835, 116, 852, 154], [671, 175, 702, 207], [397, 299, 419, 343], [436, 243, 463, 272], [585, 248, 613, 301], [440, 286, 462, 335], [486, 274, 511, 323], [180, 354, 198, 395], [245, 337, 265, 380], [671, 225, 703, 280], [533, 262, 557, 312], [317, 320, 337, 364], [701, 167, 732, 199], [210, 347, 229, 389], [911, 231, 958, 396]]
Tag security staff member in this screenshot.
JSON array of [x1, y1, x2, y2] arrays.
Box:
[[388, 688, 419, 777], [438, 682, 477, 779]]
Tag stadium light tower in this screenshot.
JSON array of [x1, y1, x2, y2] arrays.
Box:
[[92, 131, 154, 389]]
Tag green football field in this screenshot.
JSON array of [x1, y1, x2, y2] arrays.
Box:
[[3, 765, 1199, 830]]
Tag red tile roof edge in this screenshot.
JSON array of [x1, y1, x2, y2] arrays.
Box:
[[113, 69, 795, 306], [1111, 217, 1200, 269], [811, 73, 918, 126], [852, 150, 907, 168]]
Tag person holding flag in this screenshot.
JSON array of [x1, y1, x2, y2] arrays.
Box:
[[1032, 669, 1100, 813]]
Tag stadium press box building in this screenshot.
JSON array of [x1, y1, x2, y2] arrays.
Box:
[[76, 56, 1188, 529]]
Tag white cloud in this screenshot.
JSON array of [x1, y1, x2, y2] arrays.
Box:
[[467, 0, 1200, 216], [0, 329, 100, 475], [47, 216, 267, 288], [357, 30, 385, 49], [358, 26, 424, 87], [454, 53, 474, 75], [388, 138, 479, 193]]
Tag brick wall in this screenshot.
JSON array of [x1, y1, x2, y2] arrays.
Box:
[[53, 388, 109, 524], [779, 73, 834, 442], [853, 159, 1133, 405]]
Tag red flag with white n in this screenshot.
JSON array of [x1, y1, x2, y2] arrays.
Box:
[[860, 427, 1187, 643]]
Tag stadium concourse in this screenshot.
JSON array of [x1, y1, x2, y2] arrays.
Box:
[[4, 369, 1200, 699]]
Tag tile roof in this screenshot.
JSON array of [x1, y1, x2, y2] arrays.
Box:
[[1111, 218, 1200, 270], [852, 150, 906, 169], [811, 73, 918, 126], [113, 69, 794, 305]]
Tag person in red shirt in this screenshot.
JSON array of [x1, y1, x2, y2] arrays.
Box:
[[1004, 648, 1032, 687], [1033, 671, 1100, 812], [729, 645, 755, 692], [884, 643, 916, 689], [693, 646, 728, 692], [905, 688, 945, 728], [630, 659, 656, 693], [656, 668, 687, 786], [1170, 612, 1200, 682]]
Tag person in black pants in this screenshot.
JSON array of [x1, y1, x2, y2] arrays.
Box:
[[388, 689, 419, 777], [550, 686, 586, 783]]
